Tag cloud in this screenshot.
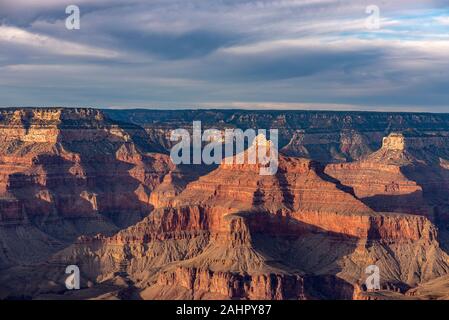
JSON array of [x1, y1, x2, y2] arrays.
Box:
[[0, 25, 119, 58], [0, 0, 448, 111], [435, 16, 449, 25]]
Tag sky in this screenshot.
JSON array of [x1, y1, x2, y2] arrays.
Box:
[[0, 0, 448, 112]]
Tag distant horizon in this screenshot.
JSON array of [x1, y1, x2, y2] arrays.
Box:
[[1, 104, 449, 115]]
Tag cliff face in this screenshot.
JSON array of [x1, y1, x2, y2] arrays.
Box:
[[324, 132, 449, 240], [325, 133, 433, 216], [2, 108, 449, 300], [27, 135, 447, 300], [105, 109, 449, 164], [0, 108, 173, 269]]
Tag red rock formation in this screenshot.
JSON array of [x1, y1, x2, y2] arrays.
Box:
[[2, 111, 449, 300], [325, 133, 431, 216], [0, 108, 174, 272], [46, 134, 448, 300], [150, 267, 305, 300], [0, 108, 172, 225]]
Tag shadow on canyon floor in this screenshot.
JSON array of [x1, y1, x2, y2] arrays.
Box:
[[240, 211, 361, 299], [361, 191, 430, 216]]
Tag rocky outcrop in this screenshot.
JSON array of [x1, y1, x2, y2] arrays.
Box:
[[292, 211, 436, 242], [0, 108, 173, 269], [29, 133, 447, 300], [2, 109, 449, 300], [149, 267, 305, 300], [325, 133, 432, 216], [104, 109, 449, 164]]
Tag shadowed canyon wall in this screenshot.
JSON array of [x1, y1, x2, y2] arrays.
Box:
[[1, 108, 449, 300]]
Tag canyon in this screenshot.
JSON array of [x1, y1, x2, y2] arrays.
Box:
[[1, 108, 449, 300]]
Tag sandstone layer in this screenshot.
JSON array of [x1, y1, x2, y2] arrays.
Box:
[[8, 133, 444, 300], [1, 108, 449, 300], [0, 108, 173, 269]]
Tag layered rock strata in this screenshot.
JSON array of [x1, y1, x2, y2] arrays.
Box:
[[1, 109, 449, 300], [30, 135, 449, 300], [0, 108, 173, 268]]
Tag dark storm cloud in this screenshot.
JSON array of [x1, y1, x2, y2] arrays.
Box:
[[194, 46, 384, 82], [109, 29, 239, 60]]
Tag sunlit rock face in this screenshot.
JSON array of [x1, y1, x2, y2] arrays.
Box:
[[0, 108, 173, 271], [27, 133, 447, 300], [382, 133, 405, 151], [2, 108, 449, 300]]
